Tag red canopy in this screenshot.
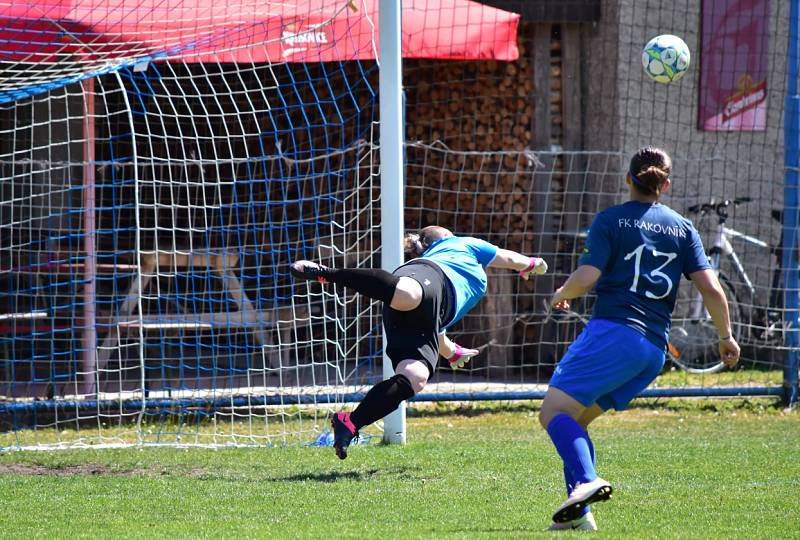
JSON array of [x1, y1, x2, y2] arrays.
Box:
[[0, 0, 519, 64]]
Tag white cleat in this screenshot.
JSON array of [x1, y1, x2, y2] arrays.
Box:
[[552, 478, 612, 523], [547, 511, 598, 531]]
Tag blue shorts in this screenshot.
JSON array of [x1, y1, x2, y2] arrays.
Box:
[[548, 319, 666, 411]]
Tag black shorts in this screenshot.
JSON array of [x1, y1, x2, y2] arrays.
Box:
[[382, 259, 455, 376]]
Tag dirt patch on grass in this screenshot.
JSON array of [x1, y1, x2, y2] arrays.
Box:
[[0, 463, 144, 476], [0, 463, 212, 477], [187, 467, 208, 478]]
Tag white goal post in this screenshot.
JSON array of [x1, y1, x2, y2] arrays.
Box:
[[378, 0, 406, 445]]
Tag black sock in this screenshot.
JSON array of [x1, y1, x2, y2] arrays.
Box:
[[350, 374, 415, 430], [322, 268, 400, 304]]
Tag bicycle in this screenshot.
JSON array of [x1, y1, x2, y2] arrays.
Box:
[[669, 197, 783, 374]]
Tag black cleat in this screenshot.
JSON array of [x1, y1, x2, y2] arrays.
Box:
[[330, 411, 358, 460], [290, 260, 330, 284]]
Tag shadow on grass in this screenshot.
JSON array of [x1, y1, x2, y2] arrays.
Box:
[[269, 466, 414, 483], [449, 527, 542, 535], [178, 465, 417, 483]]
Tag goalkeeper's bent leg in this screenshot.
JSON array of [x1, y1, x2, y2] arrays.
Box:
[[350, 373, 415, 430], [350, 359, 428, 430]]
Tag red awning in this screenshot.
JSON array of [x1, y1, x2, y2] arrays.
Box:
[[0, 0, 519, 64]]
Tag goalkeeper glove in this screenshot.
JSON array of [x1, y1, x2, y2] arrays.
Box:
[[448, 343, 480, 369], [519, 257, 548, 280]]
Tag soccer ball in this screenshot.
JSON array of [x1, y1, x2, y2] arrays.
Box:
[[642, 34, 691, 84]]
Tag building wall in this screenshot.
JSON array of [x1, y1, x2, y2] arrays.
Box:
[[584, 0, 790, 301]]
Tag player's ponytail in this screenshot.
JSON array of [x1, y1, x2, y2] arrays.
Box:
[[629, 146, 672, 197], [403, 232, 427, 257]]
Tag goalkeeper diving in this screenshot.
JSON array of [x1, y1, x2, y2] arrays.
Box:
[[290, 226, 548, 459]]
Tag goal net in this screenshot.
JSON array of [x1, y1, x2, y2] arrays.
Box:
[[0, 1, 387, 449], [0, 0, 524, 449], [0, 0, 793, 450]]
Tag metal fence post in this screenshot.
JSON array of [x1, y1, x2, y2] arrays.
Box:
[[782, 0, 800, 407]]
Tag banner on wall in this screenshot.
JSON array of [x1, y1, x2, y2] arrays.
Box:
[[698, 0, 770, 131]]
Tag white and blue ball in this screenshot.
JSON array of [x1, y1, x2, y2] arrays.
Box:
[[642, 34, 690, 84]]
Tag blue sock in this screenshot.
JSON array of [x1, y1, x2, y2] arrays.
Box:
[[547, 413, 598, 485], [563, 435, 594, 491], [563, 433, 596, 516]]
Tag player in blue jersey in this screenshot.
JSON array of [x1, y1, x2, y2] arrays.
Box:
[[540, 147, 741, 531], [290, 226, 548, 459]]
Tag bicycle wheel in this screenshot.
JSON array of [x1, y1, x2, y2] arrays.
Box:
[[668, 274, 743, 374]]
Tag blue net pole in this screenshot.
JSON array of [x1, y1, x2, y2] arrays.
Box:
[[1, 385, 782, 419], [783, 0, 800, 407]]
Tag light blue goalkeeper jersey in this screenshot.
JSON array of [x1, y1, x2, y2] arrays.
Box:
[[421, 236, 499, 329]]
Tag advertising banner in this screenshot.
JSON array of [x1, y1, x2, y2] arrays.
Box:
[[698, 0, 770, 131]]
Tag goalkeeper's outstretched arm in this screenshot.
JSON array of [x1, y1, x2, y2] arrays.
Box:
[[489, 249, 548, 279]]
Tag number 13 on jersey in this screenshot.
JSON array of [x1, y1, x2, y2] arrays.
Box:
[[624, 243, 677, 299]]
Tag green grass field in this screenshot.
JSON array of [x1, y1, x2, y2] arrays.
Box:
[[1, 399, 798, 539]]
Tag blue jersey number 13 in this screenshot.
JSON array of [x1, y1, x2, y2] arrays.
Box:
[[624, 243, 678, 299]]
